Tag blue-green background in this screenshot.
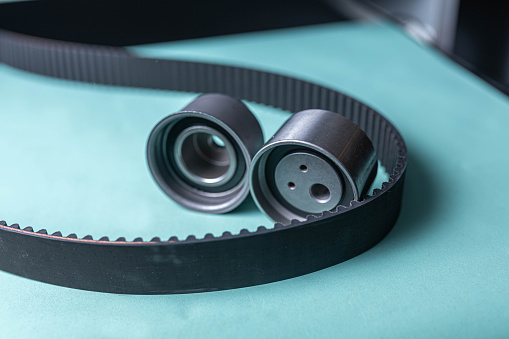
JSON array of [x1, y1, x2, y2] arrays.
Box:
[[0, 21, 508, 338]]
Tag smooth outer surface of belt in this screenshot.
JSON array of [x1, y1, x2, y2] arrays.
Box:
[[0, 4, 407, 294]]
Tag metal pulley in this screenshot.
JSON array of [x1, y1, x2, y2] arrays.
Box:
[[250, 109, 378, 224], [147, 93, 264, 213]]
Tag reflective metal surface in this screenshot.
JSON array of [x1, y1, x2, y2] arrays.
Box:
[[174, 125, 237, 187], [250, 109, 377, 224], [274, 152, 343, 213], [147, 94, 264, 213]]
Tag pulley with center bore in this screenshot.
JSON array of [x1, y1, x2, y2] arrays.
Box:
[[147, 93, 264, 213], [250, 109, 378, 224]]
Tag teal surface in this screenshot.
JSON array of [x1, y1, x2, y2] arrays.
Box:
[[1, 22, 508, 338]]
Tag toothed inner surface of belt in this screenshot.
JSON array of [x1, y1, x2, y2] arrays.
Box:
[[0, 18, 407, 294], [0, 29, 406, 243]]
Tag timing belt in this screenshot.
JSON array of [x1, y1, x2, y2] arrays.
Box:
[[0, 3, 407, 294]]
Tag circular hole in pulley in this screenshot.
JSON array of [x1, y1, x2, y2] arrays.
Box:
[[180, 132, 231, 181], [309, 183, 331, 203]]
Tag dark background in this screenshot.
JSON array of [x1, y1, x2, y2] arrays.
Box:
[[1, 0, 507, 95]]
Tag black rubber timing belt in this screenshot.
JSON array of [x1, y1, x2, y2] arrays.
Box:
[[0, 10, 407, 295]]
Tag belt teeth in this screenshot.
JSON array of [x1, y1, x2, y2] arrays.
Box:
[[256, 226, 267, 232], [0, 16, 406, 293], [220, 231, 232, 238]]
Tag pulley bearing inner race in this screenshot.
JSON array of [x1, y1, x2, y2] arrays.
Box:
[[147, 94, 264, 213], [173, 125, 237, 188], [250, 109, 378, 224]]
